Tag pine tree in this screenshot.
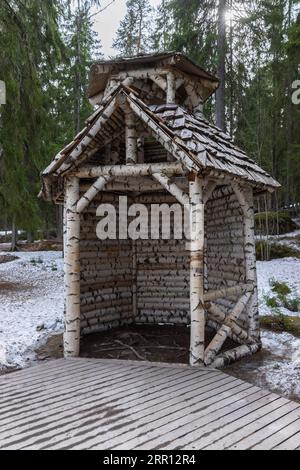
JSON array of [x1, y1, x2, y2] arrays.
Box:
[[0, 0, 65, 245], [113, 0, 153, 56]]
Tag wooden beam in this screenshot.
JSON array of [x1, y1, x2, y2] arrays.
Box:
[[152, 173, 189, 207], [189, 175, 205, 366], [167, 72, 176, 104], [64, 177, 81, 358], [125, 105, 137, 165], [204, 283, 253, 303], [204, 292, 252, 366], [208, 302, 257, 345], [211, 343, 261, 369], [55, 98, 117, 176], [77, 175, 112, 214], [74, 162, 186, 179]]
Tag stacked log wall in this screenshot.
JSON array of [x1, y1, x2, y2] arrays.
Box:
[[133, 194, 190, 325], [79, 192, 134, 335], [205, 184, 249, 329]]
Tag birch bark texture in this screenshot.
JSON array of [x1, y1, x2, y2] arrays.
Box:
[[64, 177, 81, 358], [189, 175, 205, 366], [233, 184, 260, 341]]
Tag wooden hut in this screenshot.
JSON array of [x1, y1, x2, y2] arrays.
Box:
[[41, 52, 280, 368]]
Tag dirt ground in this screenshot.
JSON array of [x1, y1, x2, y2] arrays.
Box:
[[0, 240, 62, 253], [0, 254, 19, 264], [36, 324, 236, 365]]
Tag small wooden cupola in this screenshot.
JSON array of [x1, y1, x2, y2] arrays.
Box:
[[41, 52, 280, 368], [87, 52, 219, 112]]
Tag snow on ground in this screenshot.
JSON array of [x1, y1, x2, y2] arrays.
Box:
[[257, 257, 300, 317], [259, 331, 300, 399], [0, 251, 64, 370], [261, 331, 300, 398], [227, 330, 300, 401]]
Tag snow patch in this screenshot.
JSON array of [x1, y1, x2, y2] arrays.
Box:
[[257, 257, 300, 317], [0, 251, 64, 369], [259, 331, 300, 398]]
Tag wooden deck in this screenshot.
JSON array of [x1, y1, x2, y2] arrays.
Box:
[[0, 358, 300, 450]]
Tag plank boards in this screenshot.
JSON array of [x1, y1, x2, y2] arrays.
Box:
[[0, 359, 299, 451]]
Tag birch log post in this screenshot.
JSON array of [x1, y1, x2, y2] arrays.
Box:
[[125, 106, 137, 165], [167, 72, 176, 104], [189, 174, 205, 366], [64, 177, 81, 358], [232, 184, 260, 341]]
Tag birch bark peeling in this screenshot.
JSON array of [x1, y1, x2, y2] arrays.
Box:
[[152, 173, 189, 207], [64, 177, 81, 358], [77, 175, 112, 213], [189, 175, 205, 366]]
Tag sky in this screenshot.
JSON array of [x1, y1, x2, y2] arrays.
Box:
[[93, 0, 162, 58]]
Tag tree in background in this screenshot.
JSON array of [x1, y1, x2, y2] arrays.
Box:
[[152, 0, 218, 121], [113, 0, 154, 56], [152, 0, 300, 206], [0, 0, 103, 245], [0, 0, 65, 247], [216, 0, 227, 131]]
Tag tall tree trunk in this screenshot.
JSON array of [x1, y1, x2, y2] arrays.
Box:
[[27, 230, 34, 244], [75, 0, 82, 134], [56, 205, 64, 241], [229, 0, 233, 137], [216, 0, 226, 131], [11, 215, 18, 252]]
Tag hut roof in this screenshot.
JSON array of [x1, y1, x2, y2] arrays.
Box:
[[41, 85, 280, 201], [88, 51, 220, 103]]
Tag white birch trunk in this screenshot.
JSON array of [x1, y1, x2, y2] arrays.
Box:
[[233, 184, 260, 341], [64, 177, 81, 358], [152, 173, 189, 206], [167, 72, 176, 104], [189, 175, 205, 366], [77, 175, 112, 213], [125, 106, 137, 165]]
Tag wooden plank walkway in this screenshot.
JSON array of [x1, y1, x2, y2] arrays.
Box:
[[0, 358, 300, 450]]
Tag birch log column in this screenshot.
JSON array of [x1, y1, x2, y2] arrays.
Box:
[[189, 174, 205, 366], [64, 177, 81, 358], [167, 72, 176, 104], [125, 105, 137, 165]]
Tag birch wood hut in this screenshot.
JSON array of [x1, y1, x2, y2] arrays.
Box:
[[41, 52, 280, 368]]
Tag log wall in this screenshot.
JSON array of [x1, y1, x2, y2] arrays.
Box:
[[79, 192, 134, 335], [205, 184, 249, 329], [133, 194, 190, 325]]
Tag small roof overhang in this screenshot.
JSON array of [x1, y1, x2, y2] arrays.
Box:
[[88, 51, 220, 104]]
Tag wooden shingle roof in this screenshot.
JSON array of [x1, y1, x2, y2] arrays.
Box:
[[146, 102, 280, 189], [41, 86, 280, 201]]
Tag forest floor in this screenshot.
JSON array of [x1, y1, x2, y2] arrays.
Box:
[[0, 238, 300, 401]]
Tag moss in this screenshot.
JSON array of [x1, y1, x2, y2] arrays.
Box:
[[270, 279, 292, 296], [255, 211, 298, 235], [265, 296, 279, 309], [256, 241, 300, 260], [260, 315, 300, 337], [283, 297, 300, 313]]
